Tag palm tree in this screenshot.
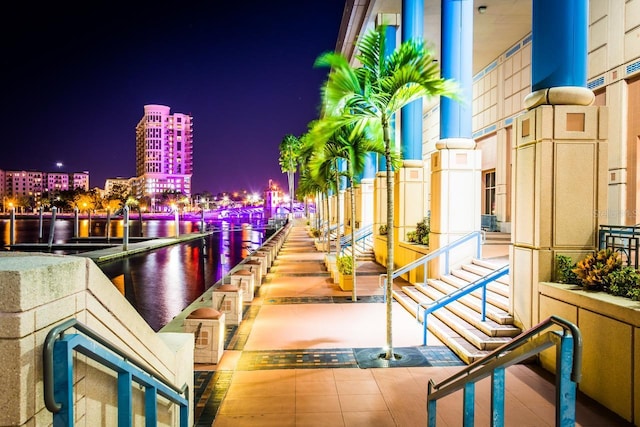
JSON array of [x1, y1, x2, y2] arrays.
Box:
[[310, 121, 389, 301], [278, 134, 302, 219], [314, 25, 457, 360]]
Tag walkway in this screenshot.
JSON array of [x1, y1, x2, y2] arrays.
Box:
[[192, 220, 632, 427]]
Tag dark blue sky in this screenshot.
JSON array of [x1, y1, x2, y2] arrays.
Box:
[[1, 1, 345, 195]]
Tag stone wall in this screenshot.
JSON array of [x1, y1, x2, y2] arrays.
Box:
[[0, 253, 193, 426]]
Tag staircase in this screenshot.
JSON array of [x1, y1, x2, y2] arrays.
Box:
[[392, 257, 521, 364], [341, 234, 374, 261]]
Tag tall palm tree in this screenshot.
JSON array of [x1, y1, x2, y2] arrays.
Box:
[[314, 25, 457, 360], [278, 134, 302, 219]]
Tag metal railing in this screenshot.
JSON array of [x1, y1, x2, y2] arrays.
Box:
[[379, 230, 485, 297], [420, 265, 509, 345], [427, 315, 582, 427], [598, 224, 640, 269], [340, 224, 373, 255], [43, 319, 189, 427]]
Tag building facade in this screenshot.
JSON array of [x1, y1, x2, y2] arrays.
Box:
[[135, 104, 194, 211], [0, 169, 90, 211]]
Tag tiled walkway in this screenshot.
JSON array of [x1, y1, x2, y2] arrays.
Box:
[[193, 220, 633, 427]]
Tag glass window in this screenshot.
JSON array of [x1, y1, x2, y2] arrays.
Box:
[[484, 170, 496, 215]]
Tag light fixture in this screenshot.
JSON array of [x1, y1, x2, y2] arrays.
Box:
[[478, 5, 487, 14]]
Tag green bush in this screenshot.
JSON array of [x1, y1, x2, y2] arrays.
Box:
[[337, 255, 353, 275], [407, 217, 430, 245], [607, 266, 640, 301], [555, 255, 579, 284], [379, 224, 387, 235]]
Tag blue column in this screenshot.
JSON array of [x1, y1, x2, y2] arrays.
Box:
[[362, 153, 376, 181], [532, 0, 588, 91], [440, 0, 473, 140], [401, 0, 424, 160], [378, 24, 398, 172]]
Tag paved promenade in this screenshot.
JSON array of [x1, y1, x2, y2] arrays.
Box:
[[191, 220, 632, 427]]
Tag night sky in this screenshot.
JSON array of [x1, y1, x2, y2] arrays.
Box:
[[1, 1, 346, 195]]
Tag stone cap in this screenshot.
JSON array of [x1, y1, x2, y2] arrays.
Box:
[[232, 269, 252, 275], [214, 284, 240, 292], [186, 308, 222, 319]]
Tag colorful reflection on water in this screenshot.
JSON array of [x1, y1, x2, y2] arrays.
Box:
[[1, 217, 271, 331]]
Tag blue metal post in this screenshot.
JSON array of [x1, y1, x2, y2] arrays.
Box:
[[557, 334, 577, 427], [401, 0, 424, 160], [53, 339, 74, 427], [118, 371, 133, 426], [532, 0, 588, 91], [440, 0, 473, 140], [144, 386, 158, 427], [427, 382, 437, 427], [491, 367, 505, 427], [463, 382, 475, 427], [423, 308, 428, 345]]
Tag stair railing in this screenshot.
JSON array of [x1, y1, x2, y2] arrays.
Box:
[[340, 224, 373, 254], [43, 318, 189, 426], [427, 315, 582, 427], [419, 265, 509, 345], [379, 230, 485, 299]]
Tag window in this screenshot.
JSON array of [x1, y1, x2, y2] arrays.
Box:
[[195, 329, 209, 348], [484, 170, 496, 215]]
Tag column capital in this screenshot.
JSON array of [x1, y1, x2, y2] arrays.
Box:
[[524, 86, 595, 110], [376, 13, 400, 27], [436, 138, 476, 150]]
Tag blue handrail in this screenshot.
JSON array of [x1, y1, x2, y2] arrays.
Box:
[[427, 315, 582, 427], [340, 223, 373, 246], [379, 230, 485, 296], [43, 319, 189, 427], [420, 265, 509, 345]]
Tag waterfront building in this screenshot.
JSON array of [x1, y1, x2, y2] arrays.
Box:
[[134, 104, 194, 211], [0, 169, 90, 210], [330, 0, 639, 423]]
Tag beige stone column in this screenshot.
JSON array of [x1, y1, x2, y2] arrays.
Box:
[[511, 98, 608, 330], [393, 160, 426, 249], [429, 144, 482, 277], [373, 172, 388, 265], [358, 178, 374, 229]]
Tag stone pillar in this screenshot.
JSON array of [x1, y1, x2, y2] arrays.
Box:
[[184, 308, 225, 364], [373, 172, 389, 266], [358, 179, 374, 228], [511, 104, 607, 329], [394, 159, 426, 245]]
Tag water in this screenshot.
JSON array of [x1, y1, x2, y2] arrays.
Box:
[[1, 216, 272, 331]]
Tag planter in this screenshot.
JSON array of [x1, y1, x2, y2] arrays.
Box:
[[539, 282, 640, 425], [338, 272, 353, 291]]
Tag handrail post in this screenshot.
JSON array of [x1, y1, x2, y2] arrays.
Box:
[[491, 367, 505, 427], [481, 284, 487, 321], [557, 333, 577, 427], [463, 382, 475, 427], [53, 338, 74, 426]]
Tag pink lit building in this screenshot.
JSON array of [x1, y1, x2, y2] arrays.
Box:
[[134, 105, 193, 211]]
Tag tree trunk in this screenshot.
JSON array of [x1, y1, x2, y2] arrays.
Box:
[[383, 120, 395, 360], [349, 176, 357, 302]]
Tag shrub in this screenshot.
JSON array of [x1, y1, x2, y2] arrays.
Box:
[[607, 266, 640, 301], [407, 217, 430, 245], [555, 255, 580, 285], [336, 255, 354, 275], [572, 249, 622, 291], [379, 224, 387, 235], [310, 228, 321, 238]]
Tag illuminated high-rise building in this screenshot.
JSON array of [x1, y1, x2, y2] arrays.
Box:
[[135, 104, 193, 211]]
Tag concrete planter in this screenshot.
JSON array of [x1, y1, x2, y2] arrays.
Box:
[[539, 282, 640, 425], [338, 272, 353, 291]]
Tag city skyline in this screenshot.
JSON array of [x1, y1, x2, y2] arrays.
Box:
[[1, 1, 345, 195]]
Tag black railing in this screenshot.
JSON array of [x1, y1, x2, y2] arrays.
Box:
[[598, 224, 640, 269]]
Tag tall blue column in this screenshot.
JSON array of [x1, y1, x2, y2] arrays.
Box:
[[439, 0, 473, 141], [532, 0, 588, 91], [377, 23, 398, 172], [525, 0, 592, 109], [401, 0, 423, 160]]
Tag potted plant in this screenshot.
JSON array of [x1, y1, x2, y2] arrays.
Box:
[[336, 254, 354, 291]]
